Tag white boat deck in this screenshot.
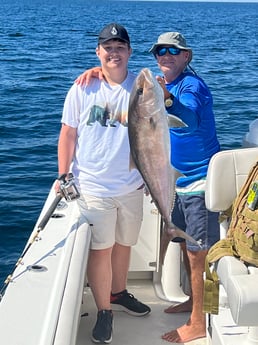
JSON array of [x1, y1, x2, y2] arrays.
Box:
[[77, 278, 208, 345], [2, 147, 258, 345]]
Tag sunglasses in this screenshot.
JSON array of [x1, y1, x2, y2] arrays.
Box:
[[156, 46, 182, 57]]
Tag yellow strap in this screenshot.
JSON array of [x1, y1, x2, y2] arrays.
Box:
[[203, 258, 219, 314]]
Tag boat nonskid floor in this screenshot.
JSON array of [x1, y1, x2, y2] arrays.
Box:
[[77, 279, 208, 345]]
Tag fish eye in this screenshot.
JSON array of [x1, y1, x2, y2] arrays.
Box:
[[137, 88, 143, 95]]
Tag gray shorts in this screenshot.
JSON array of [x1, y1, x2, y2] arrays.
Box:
[[77, 189, 144, 250], [171, 193, 220, 251]]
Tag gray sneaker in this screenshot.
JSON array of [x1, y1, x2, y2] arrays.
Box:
[[91, 310, 113, 344]]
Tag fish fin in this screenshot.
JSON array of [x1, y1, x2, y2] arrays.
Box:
[[169, 166, 184, 210], [159, 224, 173, 265], [167, 114, 187, 128], [144, 185, 151, 197]]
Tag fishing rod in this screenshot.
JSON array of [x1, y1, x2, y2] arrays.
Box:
[[0, 173, 80, 298]]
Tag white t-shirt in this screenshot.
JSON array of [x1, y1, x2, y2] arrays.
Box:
[[61, 71, 143, 197]]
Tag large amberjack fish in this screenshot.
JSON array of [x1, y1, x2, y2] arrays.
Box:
[[128, 68, 200, 263]]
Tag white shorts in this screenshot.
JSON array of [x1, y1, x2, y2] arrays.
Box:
[[77, 189, 144, 250]]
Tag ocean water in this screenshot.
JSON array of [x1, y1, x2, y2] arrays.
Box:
[[0, 0, 257, 286]]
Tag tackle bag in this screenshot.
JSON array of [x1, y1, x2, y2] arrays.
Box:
[[203, 161, 258, 314]]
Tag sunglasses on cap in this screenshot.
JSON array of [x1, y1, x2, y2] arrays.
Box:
[[156, 46, 182, 57]]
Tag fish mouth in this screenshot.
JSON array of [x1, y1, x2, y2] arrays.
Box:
[[136, 72, 155, 93]]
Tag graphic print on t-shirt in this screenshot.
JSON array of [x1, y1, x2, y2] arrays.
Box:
[[87, 103, 126, 127]]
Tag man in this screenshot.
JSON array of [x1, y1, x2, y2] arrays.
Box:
[[58, 23, 150, 344], [149, 32, 220, 343], [75, 31, 220, 344]]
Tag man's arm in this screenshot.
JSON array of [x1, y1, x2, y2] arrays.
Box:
[[75, 66, 103, 86]]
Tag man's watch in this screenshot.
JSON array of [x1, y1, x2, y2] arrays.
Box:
[[165, 93, 174, 108]]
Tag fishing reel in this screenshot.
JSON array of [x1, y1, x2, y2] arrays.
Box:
[[58, 173, 80, 202]]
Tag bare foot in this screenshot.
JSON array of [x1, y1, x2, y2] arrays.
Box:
[[161, 321, 206, 343], [164, 298, 192, 313]]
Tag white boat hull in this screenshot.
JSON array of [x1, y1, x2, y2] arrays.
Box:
[[0, 188, 90, 345]]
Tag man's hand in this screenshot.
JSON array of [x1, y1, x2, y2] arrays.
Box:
[[75, 66, 104, 86], [156, 76, 170, 100]]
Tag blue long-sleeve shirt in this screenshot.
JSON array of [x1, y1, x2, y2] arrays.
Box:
[[166, 71, 220, 187]]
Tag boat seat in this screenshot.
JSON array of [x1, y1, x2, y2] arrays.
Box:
[[205, 147, 258, 326]]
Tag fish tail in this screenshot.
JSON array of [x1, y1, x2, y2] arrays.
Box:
[[168, 228, 202, 248], [159, 223, 203, 266]]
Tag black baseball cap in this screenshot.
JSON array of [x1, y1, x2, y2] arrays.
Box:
[[98, 23, 130, 45]]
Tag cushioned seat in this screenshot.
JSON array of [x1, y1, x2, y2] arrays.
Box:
[[216, 256, 258, 325], [205, 147, 258, 327]]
